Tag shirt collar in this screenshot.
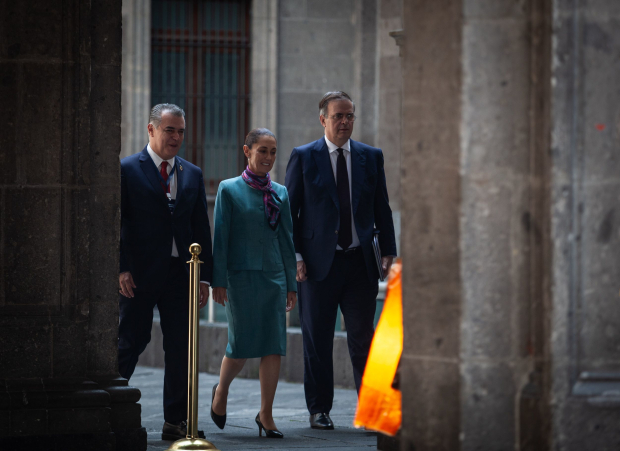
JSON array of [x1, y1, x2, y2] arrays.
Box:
[[324, 136, 350, 154], [147, 143, 175, 169]]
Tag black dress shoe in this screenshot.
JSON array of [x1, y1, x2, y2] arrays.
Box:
[[255, 412, 284, 438], [210, 383, 226, 429], [161, 421, 205, 441], [309, 412, 334, 430]]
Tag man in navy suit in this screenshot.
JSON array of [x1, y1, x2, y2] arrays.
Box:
[[118, 104, 213, 440], [285, 91, 397, 430]]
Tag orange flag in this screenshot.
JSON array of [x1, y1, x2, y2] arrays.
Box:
[[353, 260, 402, 435]]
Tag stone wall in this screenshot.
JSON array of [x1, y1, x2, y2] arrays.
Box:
[[275, 0, 369, 181], [0, 1, 145, 449], [121, 0, 151, 159], [459, 1, 542, 448], [250, 0, 279, 178], [398, 0, 551, 448], [550, 1, 620, 449], [399, 1, 465, 449], [398, 0, 620, 449], [376, 0, 402, 221]]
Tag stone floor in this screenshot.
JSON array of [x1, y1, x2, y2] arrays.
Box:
[[131, 366, 378, 450]]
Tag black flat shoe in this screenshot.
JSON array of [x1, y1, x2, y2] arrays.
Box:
[[161, 420, 205, 440], [210, 383, 226, 429], [255, 412, 283, 438], [309, 412, 334, 430]]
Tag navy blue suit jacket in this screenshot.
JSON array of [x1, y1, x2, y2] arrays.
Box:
[[285, 138, 396, 282], [120, 146, 213, 293]]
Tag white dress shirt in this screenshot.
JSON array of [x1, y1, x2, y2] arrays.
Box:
[[296, 136, 361, 262], [147, 144, 179, 257]]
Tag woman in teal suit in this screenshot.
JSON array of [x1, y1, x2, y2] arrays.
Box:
[[210, 128, 297, 438]]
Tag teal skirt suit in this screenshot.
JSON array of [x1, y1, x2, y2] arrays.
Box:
[[212, 176, 297, 358]]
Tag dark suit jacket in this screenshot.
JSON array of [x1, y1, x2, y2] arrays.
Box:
[[120, 146, 213, 292], [285, 138, 396, 282]]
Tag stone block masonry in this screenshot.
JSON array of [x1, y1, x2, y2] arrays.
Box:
[[0, 1, 145, 449]]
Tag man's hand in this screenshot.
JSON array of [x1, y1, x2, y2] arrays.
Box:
[[381, 256, 394, 278], [286, 292, 297, 312], [199, 283, 210, 309], [212, 287, 228, 306], [119, 271, 137, 298], [296, 261, 307, 282]]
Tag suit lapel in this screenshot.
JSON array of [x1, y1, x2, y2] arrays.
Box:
[[139, 147, 169, 210], [312, 138, 339, 209], [350, 140, 366, 215]]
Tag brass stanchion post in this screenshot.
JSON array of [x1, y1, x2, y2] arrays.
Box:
[[166, 244, 220, 451]]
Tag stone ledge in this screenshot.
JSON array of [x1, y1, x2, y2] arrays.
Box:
[[0, 432, 116, 451], [0, 379, 145, 450], [138, 319, 356, 389], [573, 372, 620, 398]]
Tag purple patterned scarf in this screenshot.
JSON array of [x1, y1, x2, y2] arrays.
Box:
[[242, 166, 281, 230]]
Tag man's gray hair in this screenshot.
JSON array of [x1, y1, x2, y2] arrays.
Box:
[[319, 91, 355, 117], [149, 103, 185, 128]]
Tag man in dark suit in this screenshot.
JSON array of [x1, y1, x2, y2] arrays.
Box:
[[118, 103, 213, 440], [285, 91, 397, 430]]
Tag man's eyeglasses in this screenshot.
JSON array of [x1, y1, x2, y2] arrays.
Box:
[[327, 113, 356, 122]]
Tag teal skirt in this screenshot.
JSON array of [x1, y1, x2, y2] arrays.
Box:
[[225, 269, 287, 359]]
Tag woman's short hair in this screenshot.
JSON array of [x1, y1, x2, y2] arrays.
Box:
[[244, 128, 276, 148]]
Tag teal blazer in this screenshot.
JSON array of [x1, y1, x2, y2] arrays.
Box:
[[212, 176, 297, 292]]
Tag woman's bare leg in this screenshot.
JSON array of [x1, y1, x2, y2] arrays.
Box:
[[258, 354, 281, 430], [212, 356, 247, 416]]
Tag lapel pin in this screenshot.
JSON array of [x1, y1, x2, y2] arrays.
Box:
[[179, 164, 183, 171]]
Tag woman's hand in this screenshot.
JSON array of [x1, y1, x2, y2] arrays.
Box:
[[212, 287, 228, 306], [286, 291, 297, 312]]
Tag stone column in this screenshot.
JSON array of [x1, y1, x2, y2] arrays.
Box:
[[550, 1, 620, 449], [399, 0, 551, 449], [359, 0, 379, 148], [0, 1, 145, 450], [399, 1, 465, 448], [121, 0, 151, 159], [377, 0, 403, 253], [399, 0, 620, 449], [251, 0, 279, 178]]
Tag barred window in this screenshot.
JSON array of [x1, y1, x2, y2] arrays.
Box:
[[152, 0, 250, 195]]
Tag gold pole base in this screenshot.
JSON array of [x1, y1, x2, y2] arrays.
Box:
[[165, 438, 220, 451]]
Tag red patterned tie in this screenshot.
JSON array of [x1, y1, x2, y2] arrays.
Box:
[[160, 161, 170, 194]]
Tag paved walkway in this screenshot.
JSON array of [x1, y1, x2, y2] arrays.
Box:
[[131, 366, 377, 450]]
